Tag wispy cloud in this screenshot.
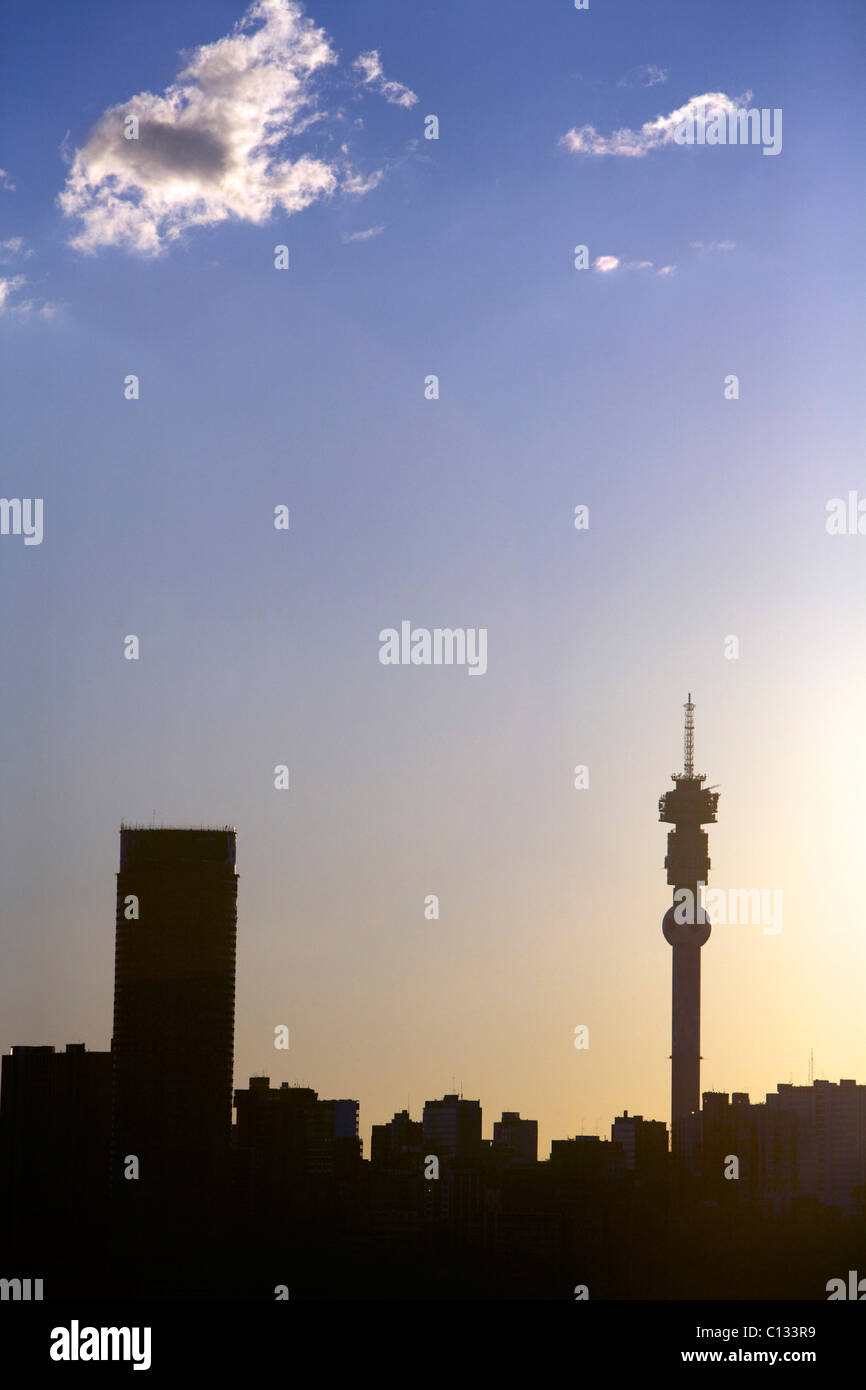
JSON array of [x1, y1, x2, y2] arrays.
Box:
[[592, 255, 677, 277], [342, 224, 385, 242], [0, 169, 14, 191], [560, 90, 749, 158], [618, 64, 670, 89], [353, 50, 417, 107], [0, 236, 34, 262], [58, 0, 414, 257], [690, 239, 736, 251], [0, 274, 57, 319]]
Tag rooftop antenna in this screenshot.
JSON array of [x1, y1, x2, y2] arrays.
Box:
[[684, 693, 695, 778], [809, 1049, 814, 1085]]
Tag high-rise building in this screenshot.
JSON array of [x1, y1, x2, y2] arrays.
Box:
[[611, 1111, 668, 1174], [111, 826, 238, 1231], [659, 697, 720, 1158], [0, 1044, 111, 1247], [370, 1109, 423, 1170], [493, 1112, 538, 1164], [422, 1094, 482, 1162]]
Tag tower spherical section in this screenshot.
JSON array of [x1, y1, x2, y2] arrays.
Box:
[[662, 904, 711, 947]]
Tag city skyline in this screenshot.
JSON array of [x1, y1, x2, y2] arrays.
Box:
[[2, 0, 865, 1169]]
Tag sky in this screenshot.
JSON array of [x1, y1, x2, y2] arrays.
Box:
[[1, 0, 865, 1158]]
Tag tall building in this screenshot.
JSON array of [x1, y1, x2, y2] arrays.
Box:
[[111, 826, 238, 1231], [659, 697, 720, 1157], [422, 1094, 482, 1162], [370, 1109, 423, 1170], [610, 1111, 668, 1174], [0, 1044, 111, 1247], [493, 1112, 538, 1164]]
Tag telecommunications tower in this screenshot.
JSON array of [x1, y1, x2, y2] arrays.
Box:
[[659, 696, 720, 1157]]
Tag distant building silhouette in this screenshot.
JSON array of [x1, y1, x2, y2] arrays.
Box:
[[370, 1108, 423, 1171], [692, 1081, 866, 1214], [493, 1111, 538, 1164], [549, 1135, 625, 1181], [0, 1044, 110, 1248], [610, 1111, 668, 1176], [111, 826, 238, 1232], [422, 1094, 482, 1162]]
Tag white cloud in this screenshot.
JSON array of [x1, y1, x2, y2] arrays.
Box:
[[593, 255, 619, 272], [342, 224, 384, 242], [560, 90, 749, 158], [0, 274, 57, 318], [618, 64, 670, 89], [0, 169, 14, 191], [656, 264, 677, 276], [0, 275, 25, 310], [353, 50, 417, 107], [0, 236, 34, 262], [690, 239, 736, 251], [58, 0, 413, 256]]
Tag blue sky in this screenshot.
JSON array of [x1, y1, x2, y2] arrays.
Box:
[[1, 0, 865, 1154]]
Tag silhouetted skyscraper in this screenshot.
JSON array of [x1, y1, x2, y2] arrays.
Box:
[[0, 1044, 111, 1248], [493, 1112, 538, 1164], [422, 1094, 482, 1162], [659, 697, 719, 1158], [111, 826, 238, 1232]]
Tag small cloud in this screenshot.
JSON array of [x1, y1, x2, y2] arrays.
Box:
[[690, 239, 736, 251], [0, 169, 15, 191], [618, 64, 670, 89], [0, 274, 57, 318], [622, 259, 654, 270], [656, 264, 677, 276], [342, 224, 384, 242], [343, 167, 384, 197], [0, 275, 26, 310], [353, 49, 417, 107], [560, 90, 750, 158], [593, 255, 620, 272], [0, 236, 34, 262]]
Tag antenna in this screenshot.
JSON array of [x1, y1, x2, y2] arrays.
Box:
[[683, 693, 695, 777], [809, 1049, 814, 1085]]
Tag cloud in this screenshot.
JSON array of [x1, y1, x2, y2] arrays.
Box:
[[353, 50, 417, 107], [560, 90, 749, 158], [591, 255, 679, 278], [0, 169, 14, 191], [618, 64, 670, 89], [690, 239, 735, 251], [58, 0, 413, 256], [342, 224, 384, 242], [0, 236, 34, 262], [0, 274, 57, 318], [0, 275, 25, 310]]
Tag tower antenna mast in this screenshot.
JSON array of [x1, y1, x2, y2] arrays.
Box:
[[684, 693, 695, 778]]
